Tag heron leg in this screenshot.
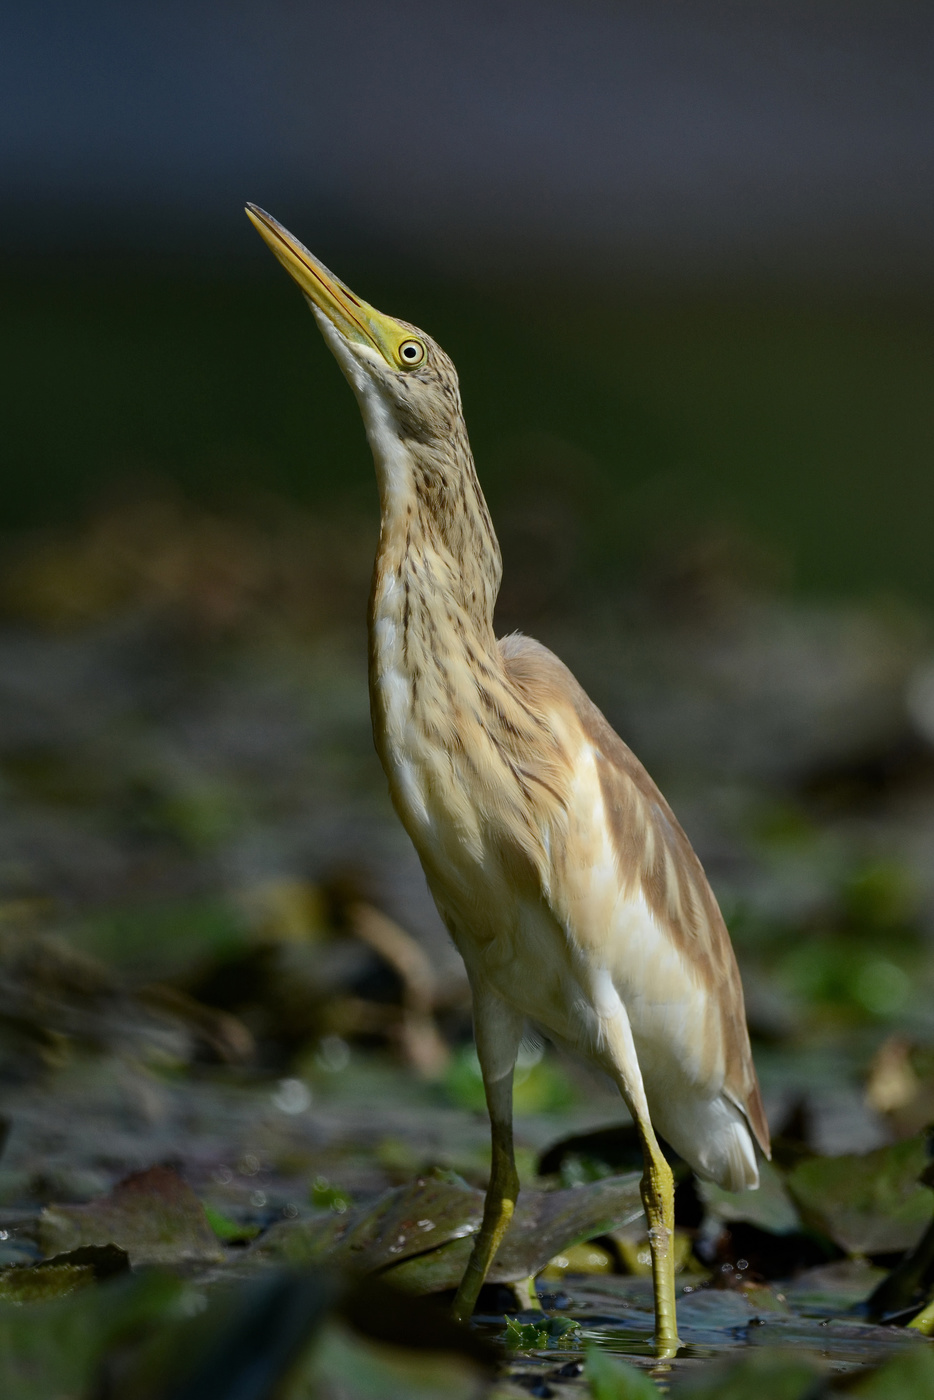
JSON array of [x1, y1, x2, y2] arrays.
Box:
[[452, 985, 524, 1324], [594, 977, 681, 1358], [633, 1115, 680, 1359]]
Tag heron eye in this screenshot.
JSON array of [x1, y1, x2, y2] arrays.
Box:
[[398, 339, 426, 367]]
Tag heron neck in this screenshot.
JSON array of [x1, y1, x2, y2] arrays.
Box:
[[366, 428, 508, 783], [369, 473, 501, 661], [367, 413, 502, 640]]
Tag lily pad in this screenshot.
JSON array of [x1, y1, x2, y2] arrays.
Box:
[[255, 1170, 643, 1295], [786, 1136, 934, 1255], [251, 1211, 349, 1266], [254, 1172, 484, 1273], [784, 1259, 885, 1315], [38, 1165, 225, 1266], [384, 1174, 643, 1293], [744, 1316, 926, 1368], [335, 1174, 483, 1272], [495, 1174, 643, 1279]]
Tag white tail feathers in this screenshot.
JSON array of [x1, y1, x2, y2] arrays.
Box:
[[710, 1115, 760, 1192], [653, 1092, 760, 1192]]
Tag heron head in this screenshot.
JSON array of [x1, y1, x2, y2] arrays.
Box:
[[245, 204, 462, 453]]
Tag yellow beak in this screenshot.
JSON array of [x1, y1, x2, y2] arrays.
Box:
[[245, 204, 410, 366]]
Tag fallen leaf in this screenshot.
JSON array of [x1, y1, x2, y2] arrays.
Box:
[[38, 1165, 225, 1266]]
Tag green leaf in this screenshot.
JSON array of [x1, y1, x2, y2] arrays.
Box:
[[310, 1176, 353, 1214], [505, 1318, 549, 1351], [203, 1204, 261, 1243], [839, 1343, 934, 1398], [0, 1263, 96, 1304], [786, 1135, 934, 1255], [668, 1348, 823, 1399], [586, 1346, 659, 1398], [0, 1271, 186, 1400], [294, 1316, 488, 1400], [505, 1315, 581, 1352]]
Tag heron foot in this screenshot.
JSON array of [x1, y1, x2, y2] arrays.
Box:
[[451, 1190, 517, 1323], [452, 1117, 520, 1324]]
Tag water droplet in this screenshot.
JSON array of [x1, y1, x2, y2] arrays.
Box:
[[316, 1035, 351, 1072], [272, 1077, 312, 1114]]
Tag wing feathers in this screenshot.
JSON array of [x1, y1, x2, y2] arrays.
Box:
[[500, 632, 770, 1159]]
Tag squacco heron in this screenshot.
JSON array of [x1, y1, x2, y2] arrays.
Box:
[[246, 205, 769, 1357]]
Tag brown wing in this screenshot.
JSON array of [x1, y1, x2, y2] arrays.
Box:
[[500, 632, 770, 1157]]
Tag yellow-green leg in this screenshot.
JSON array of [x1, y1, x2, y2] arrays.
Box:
[[908, 1297, 934, 1336], [453, 986, 524, 1324], [600, 993, 682, 1359], [635, 1118, 681, 1359]]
